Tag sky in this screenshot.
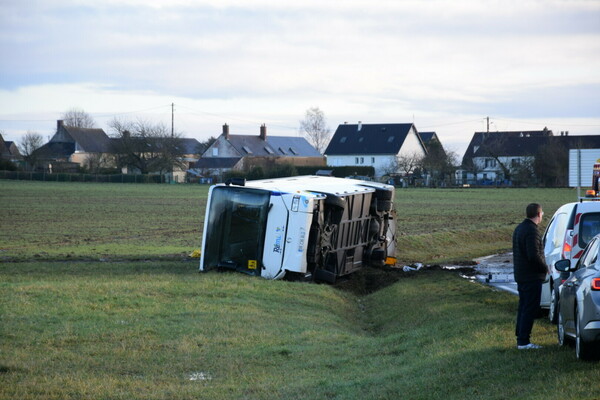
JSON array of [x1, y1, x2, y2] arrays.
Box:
[[1, 0, 599, 158]]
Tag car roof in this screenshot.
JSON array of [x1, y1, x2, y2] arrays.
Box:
[[574, 201, 600, 213], [554, 201, 600, 214]]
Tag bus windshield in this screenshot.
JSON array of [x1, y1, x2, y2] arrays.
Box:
[[203, 186, 270, 274]]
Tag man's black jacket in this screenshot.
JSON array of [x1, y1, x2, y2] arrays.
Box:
[[512, 218, 548, 283]]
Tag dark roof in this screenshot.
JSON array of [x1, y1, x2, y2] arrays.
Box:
[[176, 138, 202, 155], [462, 129, 553, 162], [110, 137, 202, 156], [3, 141, 23, 160], [226, 135, 321, 157], [325, 123, 421, 155], [419, 132, 436, 143], [34, 142, 75, 160], [193, 157, 242, 169], [462, 130, 600, 165], [63, 126, 112, 153], [1, 138, 22, 159]]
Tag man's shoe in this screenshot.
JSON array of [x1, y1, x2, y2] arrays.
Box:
[[517, 343, 543, 350]]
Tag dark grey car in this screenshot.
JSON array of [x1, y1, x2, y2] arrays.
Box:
[[555, 234, 600, 360]]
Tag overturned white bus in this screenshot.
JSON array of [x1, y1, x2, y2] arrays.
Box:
[[199, 175, 397, 283]]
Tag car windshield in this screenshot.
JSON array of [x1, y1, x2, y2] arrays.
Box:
[[579, 212, 600, 249], [203, 186, 270, 274]]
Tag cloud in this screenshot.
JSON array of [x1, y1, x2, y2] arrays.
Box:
[[1, 0, 599, 155]]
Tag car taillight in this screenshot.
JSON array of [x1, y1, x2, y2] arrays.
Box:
[[592, 278, 600, 291], [561, 235, 572, 259]]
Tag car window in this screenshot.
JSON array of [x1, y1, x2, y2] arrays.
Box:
[[578, 212, 600, 249], [543, 216, 555, 249], [552, 213, 568, 249], [579, 237, 600, 269]]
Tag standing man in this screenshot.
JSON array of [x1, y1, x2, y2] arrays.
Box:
[[513, 203, 549, 350]]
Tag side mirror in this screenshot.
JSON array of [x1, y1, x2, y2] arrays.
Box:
[[554, 259, 571, 272]]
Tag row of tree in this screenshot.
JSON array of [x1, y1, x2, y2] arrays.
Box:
[[10, 109, 190, 174], [9, 107, 330, 175]]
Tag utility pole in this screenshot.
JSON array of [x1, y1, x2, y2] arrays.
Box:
[[171, 103, 174, 137]]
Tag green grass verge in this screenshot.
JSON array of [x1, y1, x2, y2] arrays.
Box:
[[1, 262, 598, 400]]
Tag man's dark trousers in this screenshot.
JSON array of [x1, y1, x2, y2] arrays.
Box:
[[516, 280, 543, 346]]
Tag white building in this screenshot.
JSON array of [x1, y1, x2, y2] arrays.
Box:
[[324, 122, 428, 178]]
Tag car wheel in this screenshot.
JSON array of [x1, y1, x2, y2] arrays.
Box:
[[575, 307, 596, 361], [549, 285, 559, 325], [557, 311, 567, 347]]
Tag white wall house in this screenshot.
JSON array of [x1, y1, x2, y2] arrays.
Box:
[[460, 130, 600, 185], [324, 123, 427, 178]]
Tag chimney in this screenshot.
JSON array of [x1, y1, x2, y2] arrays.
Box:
[[358, 121, 362, 131], [223, 123, 230, 140], [57, 120, 64, 131], [259, 124, 267, 141]]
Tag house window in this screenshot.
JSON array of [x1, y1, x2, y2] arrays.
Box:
[[511, 158, 520, 167], [371, 157, 375, 164], [360, 157, 364, 164], [264, 146, 274, 154], [289, 147, 298, 155], [340, 137, 347, 143], [387, 136, 395, 143], [212, 148, 218, 156], [355, 157, 359, 164], [485, 158, 496, 168], [242, 146, 253, 154], [358, 137, 364, 142], [279, 147, 287, 155]]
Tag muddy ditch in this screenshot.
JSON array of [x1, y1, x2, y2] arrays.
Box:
[[334, 253, 515, 296]]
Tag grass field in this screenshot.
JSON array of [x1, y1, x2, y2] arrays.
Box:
[[0, 180, 578, 263], [1, 181, 207, 261], [1, 181, 598, 399]]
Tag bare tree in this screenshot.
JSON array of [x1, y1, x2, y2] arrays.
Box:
[[61, 108, 96, 128], [395, 152, 424, 177], [109, 118, 185, 175], [477, 133, 512, 181], [420, 139, 458, 186], [299, 107, 331, 154], [83, 153, 114, 174], [18, 131, 44, 170], [534, 139, 568, 187]]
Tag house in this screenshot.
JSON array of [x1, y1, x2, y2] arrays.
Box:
[[34, 120, 114, 172], [324, 122, 428, 178], [0, 134, 23, 165], [194, 124, 325, 178], [418, 131, 440, 149], [460, 128, 600, 185]]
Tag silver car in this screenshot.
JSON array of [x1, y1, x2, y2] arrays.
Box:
[[542, 201, 600, 324], [555, 234, 600, 360]]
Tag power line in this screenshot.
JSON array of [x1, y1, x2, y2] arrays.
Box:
[[176, 104, 298, 131], [418, 118, 484, 129], [492, 117, 600, 128]]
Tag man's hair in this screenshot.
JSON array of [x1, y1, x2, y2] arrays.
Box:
[[526, 203, 541, 219]]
